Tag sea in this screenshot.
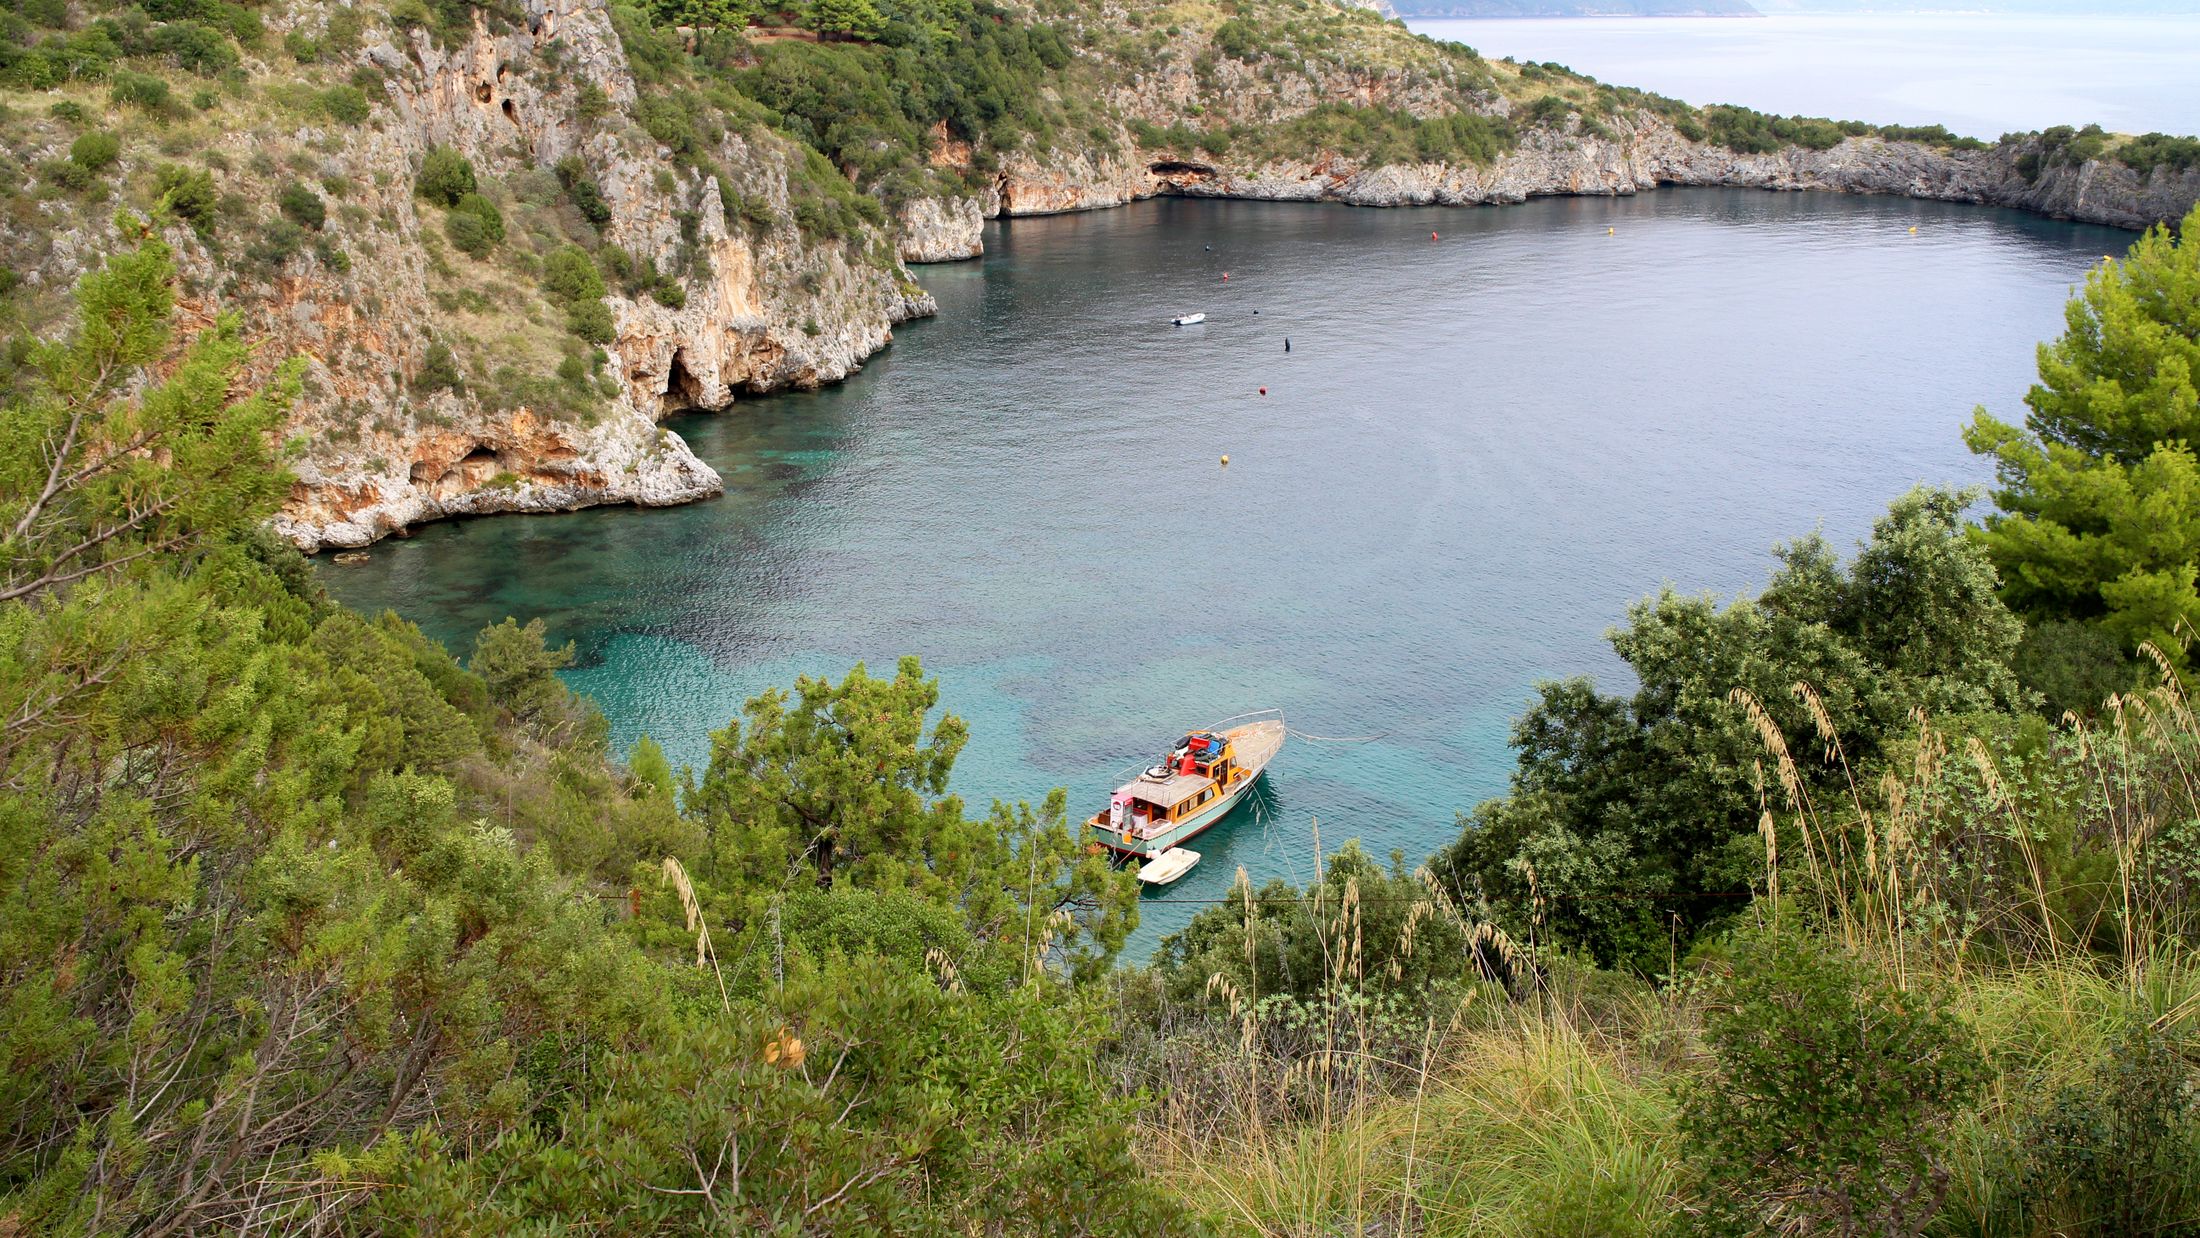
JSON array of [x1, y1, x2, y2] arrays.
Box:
[[1406, 13, 2200, 139], [319, 190, 2134, 950]]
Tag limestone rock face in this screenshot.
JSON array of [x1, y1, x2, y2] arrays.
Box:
[[897, 195, 989, 263], [947, 114, 2197, 232]]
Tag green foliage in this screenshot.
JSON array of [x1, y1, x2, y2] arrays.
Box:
[[470, 616, 579, 731], [414, 338, 464, 396], [541, 243, 616, 344], [0, 232, 291, 603], [1235, 103, 1515, 168], [353, 957, 1195, 1233], [0, 215, 1249, 1238], [1434, 487, 2026, 971], [1700, 104, 1846, 154], [2013, 618, 2140, 718], [729, 0, 1073, 204], [153, 163, 218, 233], [319, 83, 372, 124], [149, 18, 236, 75], [2118, 131, 2200, 177], [2000, 1022, 2200, 1235], [109, 68, 175, 113], [277, 181, 326, 229], [443, 191, 505, 257], [415, 144, 477, 207], [67, 129, 120, 173], [688, 657, 1136, 979], [1680, 925, 1984, 1236], [554, 154, 613, 226], [805, 0, 886, 39], [1159, 843, 1474, 1005], [1965, 207, 2200, 661]]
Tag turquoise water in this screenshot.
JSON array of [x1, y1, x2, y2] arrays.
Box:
[[1406, 14, 2200, 139], [319, 191, 2130, 951]]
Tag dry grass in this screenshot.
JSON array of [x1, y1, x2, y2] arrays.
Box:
[[1147, 656, 2200, 1235]]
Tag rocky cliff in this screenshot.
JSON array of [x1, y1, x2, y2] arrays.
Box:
[[3, 0, 931, 551], [956, 118, 2199, 242], [6, 0, 2192, 550]]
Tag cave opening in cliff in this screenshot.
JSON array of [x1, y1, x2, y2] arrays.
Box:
[[662, 349, 706, 414], [1149, 160, 1216, 179], [502, 99, 518, 125]]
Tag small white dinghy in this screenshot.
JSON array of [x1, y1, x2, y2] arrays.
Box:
[[1138, 847, 1201, 887], [1172, 312, 1206, 326]]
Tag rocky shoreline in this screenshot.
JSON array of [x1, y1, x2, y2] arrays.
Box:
[[893, 120, 2199, 266]]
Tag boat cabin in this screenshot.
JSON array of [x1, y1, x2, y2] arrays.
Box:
[[1101, 732, 1247, 844]]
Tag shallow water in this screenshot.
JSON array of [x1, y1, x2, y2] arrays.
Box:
[[1407, 14, 2200, 139], [320, 190, 2130, 951]]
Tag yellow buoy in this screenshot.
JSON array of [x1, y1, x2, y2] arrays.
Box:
[[1220, 454, 1230, 466], [1607, 227, 1614, 235], [1908, 226, 1918, 234]]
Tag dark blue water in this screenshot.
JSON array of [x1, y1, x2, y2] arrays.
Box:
[[319, 191, 2130, 950]]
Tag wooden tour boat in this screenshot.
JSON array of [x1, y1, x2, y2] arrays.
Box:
[[1089, 711, 1284, 865]]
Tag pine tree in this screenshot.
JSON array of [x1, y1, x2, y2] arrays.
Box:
[[1965, 204, 2200, 657]]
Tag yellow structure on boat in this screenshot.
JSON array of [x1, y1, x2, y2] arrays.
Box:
[[1088, 712, 1285, 862]]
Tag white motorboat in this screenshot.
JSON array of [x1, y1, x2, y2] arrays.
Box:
[[1138, 848, 1201, 886], [1172, 312, 1206, 326]]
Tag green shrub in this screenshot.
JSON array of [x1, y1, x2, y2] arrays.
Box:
[[150, 19, 236, 75], [68, 130, 121, 173], [452, 192, 505, 243], [2118, 131, 2200, 177], [416, 144, 476, 206], [414, 339, 464, 396], [47, 100, 86, 123], [40, 158, 94, 191], [243, 216, 305, 269], [110, 69, 174, 113], [1679, 925, 1984, 1236], [278, 181, 325, 229], [319, 84, 371, 124], [153, 162, 217, 231], [542, 244, 606, 303], [567, 299, 615, 344], [2001, 1023, 2200, 1235], [444, 209, 491, 257], [555, 155, 611, 226]]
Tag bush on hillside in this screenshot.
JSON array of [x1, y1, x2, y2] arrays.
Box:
[[416, 144, 476, 206], [1680, 925, 1984, 1236]]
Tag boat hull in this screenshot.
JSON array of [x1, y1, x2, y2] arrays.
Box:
[[1095, 766, 1265, 861]]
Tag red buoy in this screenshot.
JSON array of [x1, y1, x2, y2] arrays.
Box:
[[1431, 231, 1440, 241], [1222, 272, 1229, 281], [1259, 387, 1267, 395]]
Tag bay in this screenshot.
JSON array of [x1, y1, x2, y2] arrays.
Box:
[[1405, 14, 2200, 139], [319, 191, 2129, 951]]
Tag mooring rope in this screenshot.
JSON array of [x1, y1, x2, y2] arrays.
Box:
[[1284, 726, 1389, 744]]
